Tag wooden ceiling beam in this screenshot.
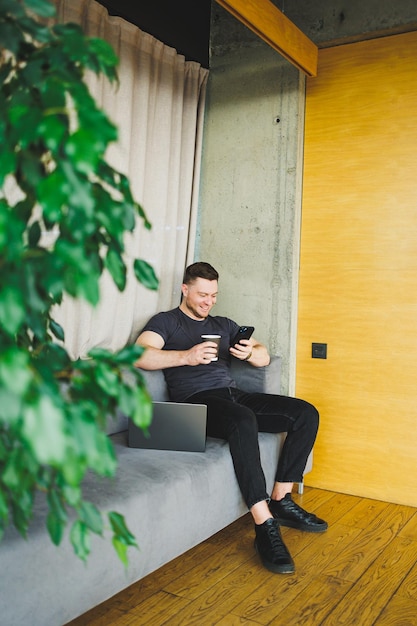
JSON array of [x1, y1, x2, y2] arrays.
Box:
[[215, 0, 318, 76]]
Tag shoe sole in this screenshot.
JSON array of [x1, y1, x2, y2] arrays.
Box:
[[254, 541, 295, 574], [273, 517, 328, 533]]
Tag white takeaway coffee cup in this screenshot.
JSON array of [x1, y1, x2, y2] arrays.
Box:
[[201, 334, 221, 361]]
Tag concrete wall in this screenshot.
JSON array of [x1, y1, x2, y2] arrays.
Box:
[[280, 0, 417, 47], [196, 41, 304, 392], [196, 1, 417, 392]]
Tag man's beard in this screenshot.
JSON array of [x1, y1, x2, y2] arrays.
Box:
[[184, 299, 210, 320]]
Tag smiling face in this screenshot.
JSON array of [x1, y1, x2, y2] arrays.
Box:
[[180, 277, 218, 320]]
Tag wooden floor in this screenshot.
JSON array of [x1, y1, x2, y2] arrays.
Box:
[[66, 487, 417, 625]]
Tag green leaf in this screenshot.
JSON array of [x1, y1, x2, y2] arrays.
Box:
[[88, 37, 119, 81], [47, 488, 68, 523], [0, 389, 21, 422], [37, 169, 70, 222], [54, 240, 101, 305], [0, 146, 16, 185], [91, 430, 118, 477], [77, 99, 117, 148], [21, 58, 44, 87], [133, 259, 159, 290], [132, 387, 153, 430], [36, 343, 70, 376], [2, 450, 21, 490], [117, 385, 136, 418], [65, 408, 117, 477], [108, 511, 138, 565], [112, 536, 129, 567], [78, 501, 103, 536], [60, 159, 95, 214], [0, 347, 31, 395], [0, 285, 26, 335], [24, 263, 49, 313], [37, 113, 67, 151], [64, 128, 101, 175], [119, 384, 152, 431], [95, 362, 119, 396], [22, 395, 67, 465], [105, 248, 126, 291], [120, 202, 136, 232], [11, 107, 43, 149], [19, 15, 52, 44], [0, 21, 24, 56], [108, 511, 136, 541], [112, 345, 144, 364], [24, 0, 57, 19], [47, 509, 66, 545], [11, 490, 33, 538], [70, 520, 91, 561], [0, 490, 8, 522], [60, 451, 87, 488], [61, 485, 81, 508], [86, 347, 113, 361], [28, 220, 41, 247], [49, 318, 65, 342]]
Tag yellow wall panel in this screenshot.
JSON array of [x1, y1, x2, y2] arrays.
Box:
[[296, 31, 417, 506]]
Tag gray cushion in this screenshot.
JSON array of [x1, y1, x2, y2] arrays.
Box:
[[231, 355, 281, 394]]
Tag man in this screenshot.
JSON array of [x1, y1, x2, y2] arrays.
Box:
[[135, 262, 327, 574]]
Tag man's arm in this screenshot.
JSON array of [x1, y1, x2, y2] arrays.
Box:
[[135, 330, 219, 369], [229, 337, 271, 368]]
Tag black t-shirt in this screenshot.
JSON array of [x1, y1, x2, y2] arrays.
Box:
[[141, 307, 240, 401]]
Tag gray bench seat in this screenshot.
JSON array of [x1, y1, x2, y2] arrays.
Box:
[[0, 356, 311, 625]]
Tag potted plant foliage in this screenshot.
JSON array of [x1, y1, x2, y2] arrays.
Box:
[[0, 0, 158, 564]]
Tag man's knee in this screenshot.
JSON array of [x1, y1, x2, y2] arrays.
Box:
[[230, 406, 258, 435], [302, 401, 319, 435]]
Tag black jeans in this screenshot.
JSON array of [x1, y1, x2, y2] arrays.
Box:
[[187, 387, 319, 510]]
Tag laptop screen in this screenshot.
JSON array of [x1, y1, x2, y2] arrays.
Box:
[[128, 401, 207, 452]]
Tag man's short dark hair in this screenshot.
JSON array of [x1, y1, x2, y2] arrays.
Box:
[[183, 262, 219, 284]]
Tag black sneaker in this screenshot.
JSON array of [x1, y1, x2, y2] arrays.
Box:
[[269, 493, 328, 533], [254, 518, 295, 574]]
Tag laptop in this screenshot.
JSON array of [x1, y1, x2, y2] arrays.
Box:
[[128, 401, 207, 452]]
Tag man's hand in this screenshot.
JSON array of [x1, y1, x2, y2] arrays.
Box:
[[230, 339, 253, 361], [186, 340, 218, 366], [229, 339, 271, 367]]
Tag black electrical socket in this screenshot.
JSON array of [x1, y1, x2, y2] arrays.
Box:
[[312, 343, 327, 359]]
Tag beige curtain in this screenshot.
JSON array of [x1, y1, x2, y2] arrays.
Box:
[[51, 0, 209, 358]]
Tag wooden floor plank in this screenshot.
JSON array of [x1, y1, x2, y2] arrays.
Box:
[[215, 616, 261, 625], [148, 561, 265, 626], [335, 496, 390, 529], [394, 560, 417, 601], [373, 594, 417, 625], [65, 606, 127, 626], [320, 536, 417, 625], [268, 574, 352, 626], [309, 490, 362, 523], [163, 523, 255, 600], [120, 591, 191, 626], [398, 510, 417, 540], [322, 526, 393, 583], [295, 485, 336, 510]]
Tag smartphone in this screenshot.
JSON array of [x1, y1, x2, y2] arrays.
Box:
[[230, 326, 254, 346]]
